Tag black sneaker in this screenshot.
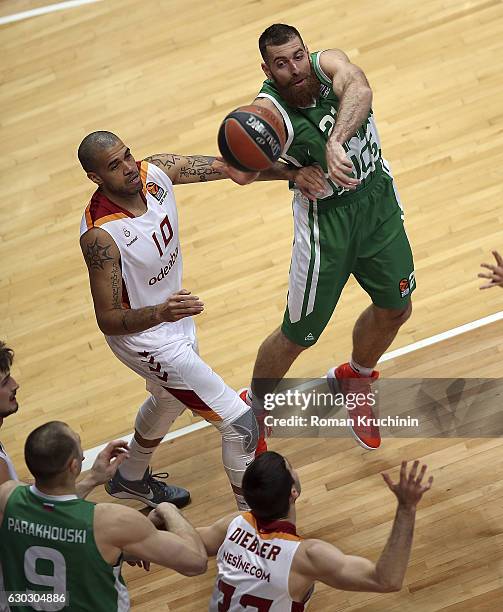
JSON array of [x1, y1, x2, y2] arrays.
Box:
[[105, 468, 190, 508]]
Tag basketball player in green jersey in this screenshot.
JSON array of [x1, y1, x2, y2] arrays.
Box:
[[0, 421, 207, 611], [240, 24, 415, 450]]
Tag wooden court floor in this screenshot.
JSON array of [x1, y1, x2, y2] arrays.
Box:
[[1, 0, 503, 610], [88, 322, 503, 612]]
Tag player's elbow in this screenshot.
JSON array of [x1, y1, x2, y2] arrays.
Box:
[[96, 311, 121, 336], [96, 317, 114, 335], [373, 575, 403, 593], [96, 316, 109, 334], [370, 566, 403, 593], [361, 84, 373, 106], [377, 580, 402, 593], [181, 555, 208, 576]]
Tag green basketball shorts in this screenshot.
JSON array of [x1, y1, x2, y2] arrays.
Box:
[[281, 167, 415, 347]]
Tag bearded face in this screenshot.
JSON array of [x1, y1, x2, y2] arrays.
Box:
[[273, 64, 320, 108], [263, 37, 320, 108]]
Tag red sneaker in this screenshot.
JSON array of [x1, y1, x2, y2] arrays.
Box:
[[239, 388, 268, 457], [238, 388, 252, 406], [327, 363, 381, 450]]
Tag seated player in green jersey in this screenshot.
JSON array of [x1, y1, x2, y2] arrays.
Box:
[[0, 421, 207, 612], [237, 24, 415, 450]]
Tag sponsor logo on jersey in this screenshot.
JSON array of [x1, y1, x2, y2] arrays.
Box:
[[399, 271, 416, 298], [123, 227, 131, 238], [305, 333, 315, 342], [126, 236, 138, 247], [399, 278, 410, 298], [147, 181, 166, 202], [149, 246, 179, 285], [221, 549, 272, 582]]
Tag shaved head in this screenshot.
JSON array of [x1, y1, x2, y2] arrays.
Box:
[[25, 421, 80, 485], [78, 131, 121, 172]]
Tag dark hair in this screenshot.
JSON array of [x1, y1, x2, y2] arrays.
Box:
[[77, 130, 121, 173], [259, 24, 304, 62], [242, 451, 294, 520], [25, 421, 78, 484], [0, 342, 14, 374]]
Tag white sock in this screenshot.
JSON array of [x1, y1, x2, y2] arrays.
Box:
[[119, 438, 157, 481], [349, 358, 374, 377]]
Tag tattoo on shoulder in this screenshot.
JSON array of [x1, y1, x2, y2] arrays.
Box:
[[84, 238, 114, 270], [179, 156, 218, 182], [144, 154, 182, 170]]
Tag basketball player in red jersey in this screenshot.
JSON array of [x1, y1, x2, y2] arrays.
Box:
[[199, 452, 433, 610], [78, 131, 326, 510]]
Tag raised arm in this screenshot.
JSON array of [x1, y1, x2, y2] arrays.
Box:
[[144, 143, 326, 198], [144, 154, 225, 185], [144, 152, 319, 192], [80, 227, 203, 335], [251, 97, 328, 198], [75, 439, 129, 499], [300, 461, 432, 592], [320, 49, 373, 145]]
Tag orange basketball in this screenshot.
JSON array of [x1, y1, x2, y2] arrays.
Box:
[[218, 105, 286, 172]]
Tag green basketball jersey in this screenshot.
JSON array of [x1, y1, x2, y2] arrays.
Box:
[[0, 485, 129, 611], [258, 51, 392, 202]]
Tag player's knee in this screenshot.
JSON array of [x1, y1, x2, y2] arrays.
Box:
[[375, 301, 412, 327], [397, 300, 412, 325], [134, 395, 176, 440], [275, 328, 308, 356], [225, 409, 259, 454]]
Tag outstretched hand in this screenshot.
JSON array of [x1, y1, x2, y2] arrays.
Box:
[[293, 165, 330, 200], [157, 289, 204, 322], [382, 460, 433, 509], [148, 502, 180, 530], [89, 440, 129, 486], [325, 140, 360, 190], [478, 250, 503, 289], [213, 157, 259, 185]]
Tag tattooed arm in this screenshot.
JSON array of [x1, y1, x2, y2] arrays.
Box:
[[80, 228, 204, 335], [143, 153, 326, 195], [144, 154, 225, 185]]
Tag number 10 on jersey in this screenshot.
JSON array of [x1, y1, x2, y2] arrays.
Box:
[[152, 215, 174, 257]]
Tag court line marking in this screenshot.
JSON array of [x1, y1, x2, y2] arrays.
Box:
[[0, 0, 102, 26], [82, 309, 503, 469]]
